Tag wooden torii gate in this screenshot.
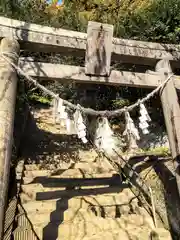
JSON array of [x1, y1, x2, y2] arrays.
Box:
[[0, 16, 180, 239]]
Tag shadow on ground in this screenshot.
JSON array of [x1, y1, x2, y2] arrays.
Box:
[[20, 109, 91, 165], [13, 108, 177, 239], [124, 155, 180, 239], [17, 110, 139, 240]]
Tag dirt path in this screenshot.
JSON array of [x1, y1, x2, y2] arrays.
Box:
[[12, 106, 171, 240]]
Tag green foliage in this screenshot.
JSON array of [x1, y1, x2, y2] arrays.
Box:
[[1, 0, 180, 127], [119, 0, 180, 43], [28, 93, 51, 104], [1, 0, 180, 43], [111, 99, 130, 109], [135, 146, 170, 156]]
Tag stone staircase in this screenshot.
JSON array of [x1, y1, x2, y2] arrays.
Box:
[[12, 159, 171, 240], [12, 106, 172, 239]]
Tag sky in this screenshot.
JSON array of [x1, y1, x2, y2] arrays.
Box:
[[46, 0, 63, 4]]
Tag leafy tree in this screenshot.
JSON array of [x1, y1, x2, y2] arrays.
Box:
[[0, 0, 179, 126]]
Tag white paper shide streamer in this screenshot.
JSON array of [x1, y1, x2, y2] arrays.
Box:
[[52, 98, 58, 124], [73, 109, 87, 143], [53, 98, 71, 132], [139, 103, 151, 134], [94, 117, 115, 154], [123, 111, 140, 149]]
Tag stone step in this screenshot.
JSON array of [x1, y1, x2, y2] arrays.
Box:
[[19, 197, 156, 230], [22, 171, 120, 185], [22, 176, 121, 185], [21, 184, 129, 201], [20, 190, 139, 215], [24, 161, 114, 172], [31, 215, 171, 240], [26, 149, 102, 165], [78, 149, 99, 160], [20, 206, 154, 228], [59, 228, 171, 240], [17, 208, 92, 227], [22, 174, 121, 188], [19, 193, 32, 204], [21, 187, 135, 206], [20, 185, 128, 201], [20, 199, 75, 213], [23, 168, 117, 178]]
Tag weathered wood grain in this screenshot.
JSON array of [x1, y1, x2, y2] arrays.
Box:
[[1, 17, 180, 67], [0, 38, 20, 239], [18, 58, 180, 90], [158, 59, 180, 199], [85, 21, 113, 76]]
